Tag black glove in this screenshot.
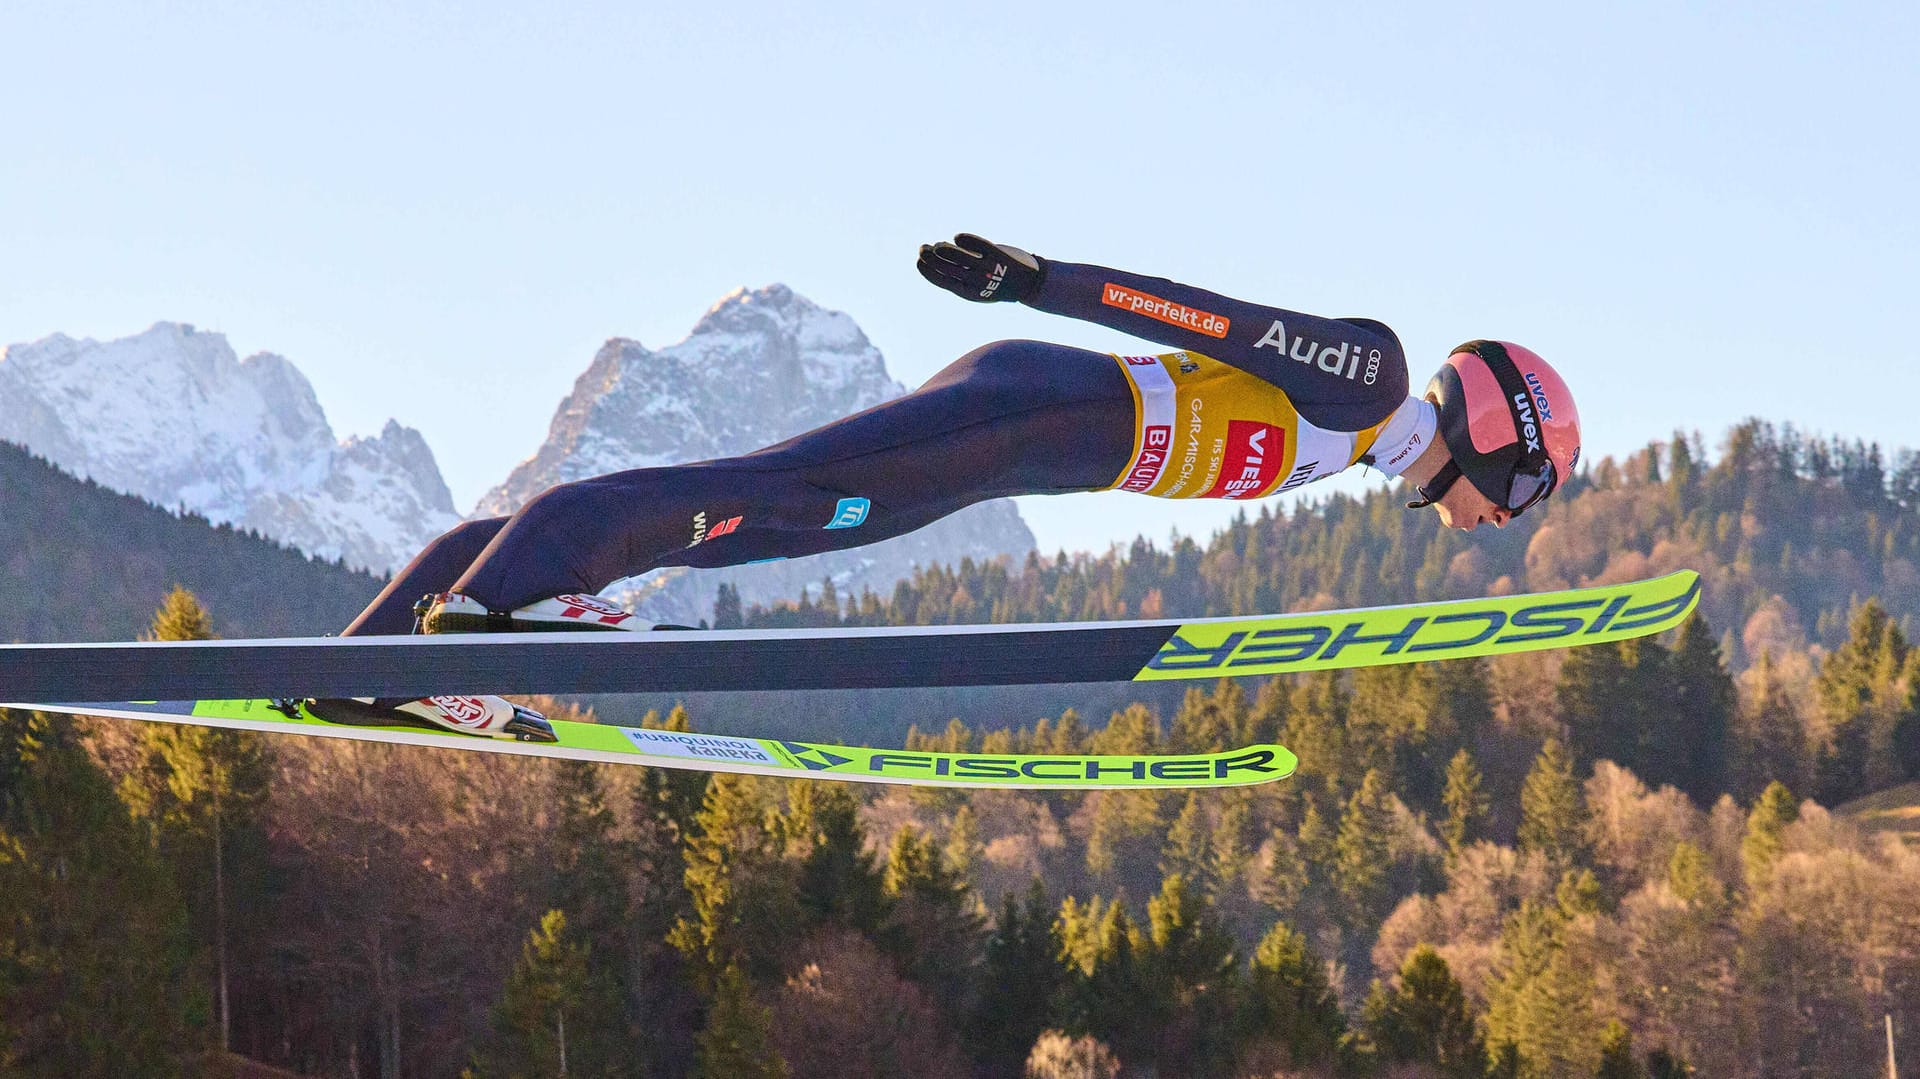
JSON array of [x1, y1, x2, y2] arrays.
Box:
[[916, 233, 1046, 304]]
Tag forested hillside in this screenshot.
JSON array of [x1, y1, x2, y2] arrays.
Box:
[[0, 440, 383, 640], [6, 420, 1920, 1077], [734, 419, 1920, 665]]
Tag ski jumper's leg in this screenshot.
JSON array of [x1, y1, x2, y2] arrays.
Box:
[[449, 339, 1135, 613], [341, 516, 510, 635]]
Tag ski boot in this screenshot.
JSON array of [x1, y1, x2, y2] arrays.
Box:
[[288, 695, 558, 743], [416, 590, 692, 634]]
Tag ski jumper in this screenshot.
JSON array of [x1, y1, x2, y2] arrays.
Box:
[[343, 261, 1420, 636]]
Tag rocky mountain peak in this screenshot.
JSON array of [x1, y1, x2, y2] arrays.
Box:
[[0, 323, 460, 573], [479, 284, 1035, 622]]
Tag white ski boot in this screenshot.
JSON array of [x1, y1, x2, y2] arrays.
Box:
[[417, 590, 689, 634], [300, 695, 558, 743]]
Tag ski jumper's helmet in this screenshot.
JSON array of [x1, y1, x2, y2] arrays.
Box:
[[1413, 341, 1581, 516]]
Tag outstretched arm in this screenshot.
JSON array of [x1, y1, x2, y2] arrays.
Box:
[[918, 234, 1409, 432]]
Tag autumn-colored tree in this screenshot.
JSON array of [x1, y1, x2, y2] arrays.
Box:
[[1024, 1030, 1121, 1079], [767, 931, 970, 1079]]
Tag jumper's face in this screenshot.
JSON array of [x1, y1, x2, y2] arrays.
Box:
[[1431, 477, 1510, 531]]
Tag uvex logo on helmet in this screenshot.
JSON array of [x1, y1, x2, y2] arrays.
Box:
[[1523, 371, 1554, 422], [1510, 391, 1542, 452]]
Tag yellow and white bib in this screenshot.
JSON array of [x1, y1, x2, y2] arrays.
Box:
[[1107, 351, 1396, 500]]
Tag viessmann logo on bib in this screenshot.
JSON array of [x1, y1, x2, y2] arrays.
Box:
[[1202, 421, 1284, 499], [1102, 284, 1230, 339]]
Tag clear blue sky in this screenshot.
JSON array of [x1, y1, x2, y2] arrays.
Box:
[[4, 1, 1915, 555]]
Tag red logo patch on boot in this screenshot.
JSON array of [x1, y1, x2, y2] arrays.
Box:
[[426, 695, 493, 729], [554, 594, 633, 626]]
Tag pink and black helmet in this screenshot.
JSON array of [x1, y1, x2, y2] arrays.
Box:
[[1413, 341, 1581, 516]]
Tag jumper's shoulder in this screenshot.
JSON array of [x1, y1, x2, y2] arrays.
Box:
[[1221, 311, 1408, 431]]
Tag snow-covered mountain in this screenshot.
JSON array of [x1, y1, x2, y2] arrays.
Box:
[[479, 285, 1036, 623], [0, 322, 459, 573]]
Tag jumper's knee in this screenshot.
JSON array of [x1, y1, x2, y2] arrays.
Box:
[[420, 516, 508, 562]]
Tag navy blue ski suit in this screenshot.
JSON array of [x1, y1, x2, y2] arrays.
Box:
[[343, 259, 1410, 635]]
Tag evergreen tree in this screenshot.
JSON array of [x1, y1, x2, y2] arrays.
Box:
[[1159, 791, 1211, 889], [629, 709, 705, 1078], [881, 824, 983, 1014], [486, 909, 592, 1078], [130, 721, 270, 1056], [1361, 944, 1486, 1078], [1665, 612, 1735, 802], [540, 761, 639, 1077], [1441, 747, 1490, 860], [1595, 1020, 1644, 1079], [789, 783, 888, 939], [0, 707, 194, 1075], [1664, 841, 1724, 910], [1056, 897, 1150, 1064], [1207, 793, 1255, 900], [694, 965, 787, 1079], [712, 583, 744, 629], [1518, 738, 1587, 877], [1644, 1046, 1689, 1078], [1281, 672, 1350, 804], [943, 803, 983, 882], [1333, 768, 1397, 930], [1741, 780, 1800, 885], [1813, 600, 1919, 801], [121, 588, 271, 1055], [146, 583, 216, 641], [1557, 640, 1636, 775], [1138, 873, 1239, 1073], [1485, 895, 1604, 1078], [670, 775, 798, 986], [1422, 659, 1496, 805], [1242, 921, 1346, 1070], [968, 882, 1063, 1074], [1733, 652, 1805, 799]]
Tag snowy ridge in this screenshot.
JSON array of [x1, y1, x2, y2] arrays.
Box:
[[479, 285, 1036, 623], [0, 323, 459, 573], [477, 285, 905, 509]]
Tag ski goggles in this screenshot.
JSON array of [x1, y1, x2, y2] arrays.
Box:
[[1408, 455, 1555, 516], [1504, 458, 1557, 516]]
